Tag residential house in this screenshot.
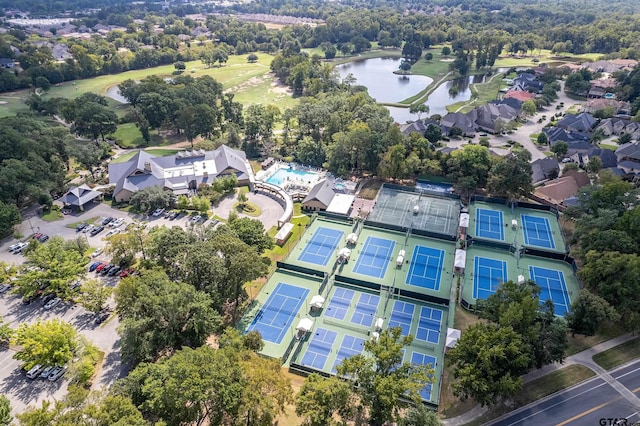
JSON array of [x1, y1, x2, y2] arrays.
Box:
[[302, 178, 337, 211], [474, 103, 519, 134], [595, 117, 640, 139], [570, 147, 618, 169], [556, 112, 597, 133], [512, 72, 543, 93], [615, 141, 640, 176], [533, 170, 590, 208], [440, 111, 476, 136], [109, 145, 252, 202], [543, 127, 590, 147], [399, 118, 438, 136], [531, 157, 560, 183], [491, 97, 523, 111], [503, 90, 535, 103], [583, 99, 630, 116], [585, 59, 638, 74]]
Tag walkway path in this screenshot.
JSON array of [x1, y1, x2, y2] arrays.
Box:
[[442, 332, 639, 426]]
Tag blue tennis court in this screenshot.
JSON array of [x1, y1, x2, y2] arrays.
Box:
[[475, 208, 505, 241], [529, 266, 571, 316], [298, 227, 344, 266], [325, 287, 355, 320], [406, 245, 445, 290], [332, 335, 366, 373], [301, 328, 337, 370], [521, 215, 555, 249], [350, 293, 380, 327], [473, 256, 508, 300], [416, 306, 443, 344], [388, 300, 415, 336], [411, 352, 437, 400], [353, 236, 396, 279], [246, 282, 309, 344]]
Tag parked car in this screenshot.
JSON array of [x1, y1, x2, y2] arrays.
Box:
[[101, 217, 114, 226], [41, 293, 56, 306], [32, 233, 42, 240], [110, 218, 124, 228], [168, 211, 180, 220], [26, 364, 44, 379], [69, 281, 82, 291], [104, 228, 120, 238], [91, 248, 103, 258], [107, 266, 121, 276], [95, 263, 108, 273], [48, 366, 67, 382], [119, 268, 134, 278], [89, 261, 103, 272], [0, 284, 11, 294], [22, 294, 38, 304], [190, 215, 202, 223], [152, 208, 165, 217], [8, 242, 21, 252], [39, 366, 54, 379], [37, 234, 49, 243], [94, 310, 110, 325], [13, 242, 28, 254], [44, 297, 61, 310], [100, 264, 114, 275], [90, 226, 104, 237], [76, 223, 89, 232], [82, 224, 95, 234]]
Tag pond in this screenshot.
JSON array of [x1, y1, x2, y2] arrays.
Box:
[[105, 85, 128, 104], [335, 57, 433, 104]]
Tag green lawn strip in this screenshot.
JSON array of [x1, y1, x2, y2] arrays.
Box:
[[593, 337, 640, 370], [600, 143, 618, 151], [66, 217, 100, 229], [230, 72, 298, 110], [329, 48, 402, 66], [111, 148, 180, 164], [446, 71, 506, 113], [566, 324, 626, 355], [234, 201, 262, 217], [113, 123, 175, 148], [41, 209, 64, 221], [464, 365, 596, 426]]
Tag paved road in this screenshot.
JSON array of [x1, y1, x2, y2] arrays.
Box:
[[489, 360, 640, 426]]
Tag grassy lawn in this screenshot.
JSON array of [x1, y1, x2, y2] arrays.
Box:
[[358, 179, 383, 200], [41, 209, 64, 221], [439, 356, 479, 418], [0, 94, 30, 118], [593, 337, 640, 370], [566, 324, 627, 356], [234, 201, 262, 217], [600, 143, 618, 151], [230, 72, 298, 111], [464, 365, 596, 425], [446, 71, 506, 113], [111, 148, 181, 163], [329, 47, 401, 66], [113, 123, 178, 149]]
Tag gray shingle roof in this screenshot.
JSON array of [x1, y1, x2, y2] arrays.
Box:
[[303, 178, 336, 208], [61, 184, 101, 207]]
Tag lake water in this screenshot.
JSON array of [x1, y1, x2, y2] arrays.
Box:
[[105, 85, 128, 103], [336, 57, 433, 104]]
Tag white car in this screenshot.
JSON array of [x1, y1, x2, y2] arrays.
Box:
[[13, 242, 28, 254], [48, 366, 67, 382], [8, 242, 21, 252], [152, 208, 165, 217], [82, 224, 95, 234], [91, 248, 103, 257], [44, 297, 61, 310], [109, 218, 125, 228], [104, 228, 120, 238], [39, 366, 54, 379]]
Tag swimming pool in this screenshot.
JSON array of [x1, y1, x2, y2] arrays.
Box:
[[266, 167, 322, 187]]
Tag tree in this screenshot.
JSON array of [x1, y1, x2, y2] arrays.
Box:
[[401, 404, 442, 426], [115, 268, 222, 364], [449, 323, 530, 406], [487, 155, 534, 199], [0, 200, 20, 237], [67, 141, 106, 179], [13, 319, 78, 369], [0, 395, 10, 426], [173, 61, 186, 70], [399, 60, 412, 72], [336, 327, 434, 425], [129, 185, 170, 213], [296, 374, 355, 426], [409, 104, 429, 121], [78, 279, 111, 313], [237, 191, 248, 209], [13, 236, 86, 299], [566, 290, 620, 336], [521, 99, 537, 116], [223, 216, 273, 254], [536, 132, 549, 146], [424, 123, 442, 144], [0, 318, 13, 346], [425, 52, 434, 61], [551, 141, 568, 157], [441, 46, 451, 56], [447, 144, 492, 193], [247, 53, 259, 63], [586, 156, 603, 174]]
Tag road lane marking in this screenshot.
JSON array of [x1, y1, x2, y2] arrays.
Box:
[[555, 401, 613, 426]]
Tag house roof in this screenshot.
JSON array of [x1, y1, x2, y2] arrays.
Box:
[[491, 97, 523, 110], [543, 127, 589, 144], [441, 111, 476, 135], [585, 147, 618, 168], [616, 141, 640, 161], [531, 157, 559, 183], [562, 169, 590, 187], [398, 118, 438, 136], [0, 58, 14, 64], [303, 178, 337, 208], [535, 176, 582, 205], [556, 113, 597, 133], [504, 90, 535, 102], [618, 160, 640, 171], [60, 184, 101, 207]]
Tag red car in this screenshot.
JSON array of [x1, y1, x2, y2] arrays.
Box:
[[95, 263, 108, 273], [32, 233, 42, 240], [119, 268, 134, 278]]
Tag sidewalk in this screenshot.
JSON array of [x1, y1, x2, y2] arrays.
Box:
[[442, 332, 637, 426]]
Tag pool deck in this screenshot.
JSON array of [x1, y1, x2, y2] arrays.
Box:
[[468, 202, 567, 253]]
